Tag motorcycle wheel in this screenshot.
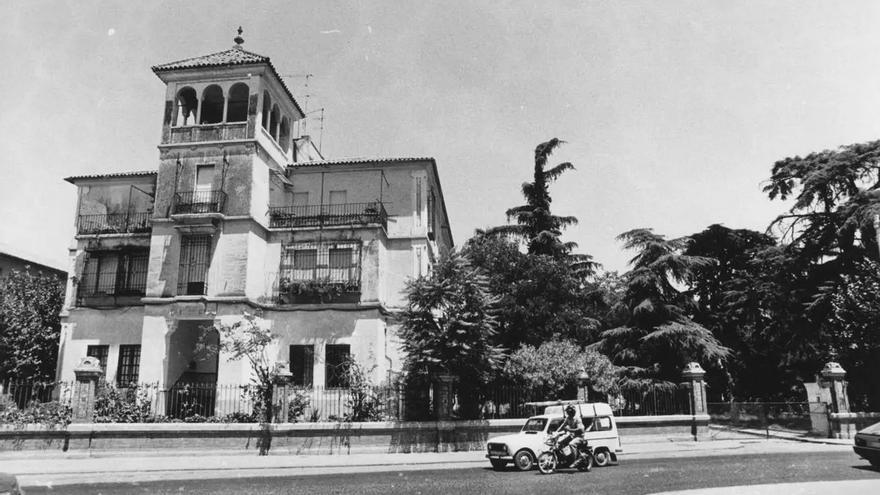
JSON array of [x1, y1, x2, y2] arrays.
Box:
[[537, 452, 557, 474], [577, 454, 594, 472]]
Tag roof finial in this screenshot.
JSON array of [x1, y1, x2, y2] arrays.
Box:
[[234, 26, 244, 48]]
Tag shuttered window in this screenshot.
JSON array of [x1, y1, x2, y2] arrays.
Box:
[[178, 235, 211, 295]]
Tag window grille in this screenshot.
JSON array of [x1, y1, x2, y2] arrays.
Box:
[[178, 235, 212, 295], [325, 344, 351, 388], [79, 251, 148, 297], [290, 345, 314, 387], [116, 345, 141, 387], [280, 241, 361, 288], [86, 345, 109, 376]]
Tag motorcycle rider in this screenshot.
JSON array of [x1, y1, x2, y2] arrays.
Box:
[[556, 405, 589, 469]]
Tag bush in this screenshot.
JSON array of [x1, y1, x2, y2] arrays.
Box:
[[287, 388, 311, 422], [0, 397, 71, 429], [93, 383, 153, 423]]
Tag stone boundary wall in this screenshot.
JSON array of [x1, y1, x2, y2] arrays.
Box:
[[0, 415, 709, 454]]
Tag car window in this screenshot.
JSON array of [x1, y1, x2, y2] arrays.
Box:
[[860, 421, 880, 434], [595, 416, 612, 431], [548, 418, 564, 432], [522, 418, 548, 432]]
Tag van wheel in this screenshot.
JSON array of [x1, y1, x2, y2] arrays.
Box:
[[514, 449, 535, 471], [593, 448, 611, 467]]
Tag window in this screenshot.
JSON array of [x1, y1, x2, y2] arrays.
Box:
[[289, 345, 314, 387], [196, 165, 215, 193], [87, 345, 109, 376], [226, 83, 249, 122], [325, 344, 350, 388], [548, 418, 564, 432], [178, 235, 211, 295], [293, 192, 309, 206], [292, 249, 318, 280], [280, 242, 361, 288], [116, 345, 141, 387], [328, 190, 347, 205], [80, 251, 148, 298], [427, 187, 436, 240], [596, 416, 613, 431], [200, 85, 224, 124], [175, 87, 198, 126]]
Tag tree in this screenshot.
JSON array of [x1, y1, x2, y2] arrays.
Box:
[[825, 259, 880, 410], [592, 229, 729, 383], [504, 339, 619, 400], [487, 138, 598, 277], [764, 139, 880, 263], [462, 233, 604, 349], [204, 312, 276, 423], [684, 224, 777, 399], [0, 268, 64, 381], [399, 251, 505, 418]]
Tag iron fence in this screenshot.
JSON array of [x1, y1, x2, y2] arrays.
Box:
[[3, 379, 696, 423]]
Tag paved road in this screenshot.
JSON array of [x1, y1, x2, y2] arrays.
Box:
[[25, 450, 880, 495]]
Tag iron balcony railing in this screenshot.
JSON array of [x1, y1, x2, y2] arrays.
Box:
[[172, 190, 227, 215], [76, 212, 152, 235], [269, 202, 388, 229]]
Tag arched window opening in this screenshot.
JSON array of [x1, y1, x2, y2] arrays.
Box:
[[269, 105, 280, 140], [200, 85, 224, 124], [226, 83, 249, 122], [261, 91, 272, 130], [175, 87, 198, 126], [279, 117, 291, 153]]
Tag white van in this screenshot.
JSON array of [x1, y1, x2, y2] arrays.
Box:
[[485, 401, 622, 471]]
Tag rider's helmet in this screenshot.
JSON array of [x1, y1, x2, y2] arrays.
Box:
[[565, 405, 576, 416]]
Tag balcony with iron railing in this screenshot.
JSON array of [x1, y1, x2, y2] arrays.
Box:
[[76, 212, 152, 235], [268, 202, 387, 230], [172, 190, 227, 215], [168, 122, 248, 144]]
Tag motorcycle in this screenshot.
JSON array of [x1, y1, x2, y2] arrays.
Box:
[[537, 431, 594, 474]]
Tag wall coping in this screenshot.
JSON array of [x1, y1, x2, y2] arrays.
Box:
[[0, 415, 707, 434]]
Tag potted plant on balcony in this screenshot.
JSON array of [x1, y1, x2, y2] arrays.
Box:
[[279, 277, 344, 304]]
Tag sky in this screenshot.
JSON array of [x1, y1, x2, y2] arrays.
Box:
[[3, 1, 880, 273]]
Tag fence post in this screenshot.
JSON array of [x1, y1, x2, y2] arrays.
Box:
[[820, 362, 851, 438], [681, 362, 707, 415], [71, 357, 103, 423], [273, 362, 293, 423]]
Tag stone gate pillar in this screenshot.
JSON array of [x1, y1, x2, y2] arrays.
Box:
[[71, 357, 103, 423], [681, 362, 707, 415], [820, 362, 853, 438]]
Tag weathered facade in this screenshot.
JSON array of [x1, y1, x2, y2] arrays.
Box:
[[56, 37, 453, 405]]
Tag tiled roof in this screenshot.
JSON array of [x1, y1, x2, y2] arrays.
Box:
[[151, 47, 269, 72], [64, 170, 157, 184], [288, 157, 435, 168], [151, 47, 304, 116]]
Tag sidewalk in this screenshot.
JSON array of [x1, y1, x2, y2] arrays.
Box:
[[0, 433, 855, 488]]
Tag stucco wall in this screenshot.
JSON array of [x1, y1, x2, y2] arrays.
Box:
[[58, 306, 145, 383]]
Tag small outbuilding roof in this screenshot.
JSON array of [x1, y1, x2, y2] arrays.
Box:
[[64, 170, 157, 184]]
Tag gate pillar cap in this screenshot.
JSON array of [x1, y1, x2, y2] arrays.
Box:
[[681, 362, 706, 381], [73, 356, 103, 379], [820, 362, 846, 379]]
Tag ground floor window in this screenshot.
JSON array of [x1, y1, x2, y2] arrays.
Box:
[[325, 344, 350, 388], [86, 345, 109, 376], [116, 344, 141, 387], [289, 345, 314, 387]]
